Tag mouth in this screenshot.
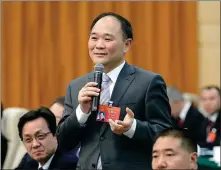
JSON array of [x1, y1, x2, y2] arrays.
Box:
[[33, 150, 44, 155], [94, 53, 108, 56]]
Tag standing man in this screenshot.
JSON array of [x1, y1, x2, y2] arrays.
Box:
[[57, 12, 172, 169]]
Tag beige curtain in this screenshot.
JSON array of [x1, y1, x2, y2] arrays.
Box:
[[2, 1, 198, 109]]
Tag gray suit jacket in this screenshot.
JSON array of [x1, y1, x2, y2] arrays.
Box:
[[57, 62, 172, 170]]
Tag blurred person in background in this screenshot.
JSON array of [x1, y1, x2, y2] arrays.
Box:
[[49, 97, 65, 125], [152, 128, 198, 169], [16, 107, 77, 169], [199, 85, 220, 118], [199, 86, 220, 151], [167, 86, 206, 145]]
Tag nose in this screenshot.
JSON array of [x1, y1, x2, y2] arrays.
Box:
[[157, 157, 167, 169], [95, 39, 105, 49], [32, 138, 41, 148], [204, 101, 212, 109]]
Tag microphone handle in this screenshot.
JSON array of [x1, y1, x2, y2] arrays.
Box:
[[91, 72, 102, 112]]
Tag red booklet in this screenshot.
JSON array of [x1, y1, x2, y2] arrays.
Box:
[[96, 104, 121, 122]]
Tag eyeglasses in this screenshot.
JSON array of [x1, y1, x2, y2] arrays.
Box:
[[23, 132, 52, 145]]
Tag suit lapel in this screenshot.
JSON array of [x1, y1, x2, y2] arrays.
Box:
[[88, 72, 94, 82], [48, 150, 61, 169], [100, 63, 135, 136], [214, 111, 220, 130], [110, 63, 135, 105], [183, 106, 192, 127]]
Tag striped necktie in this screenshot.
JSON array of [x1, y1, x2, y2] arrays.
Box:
[[100, 74, 111, 104], [97, 74, 111, 170]]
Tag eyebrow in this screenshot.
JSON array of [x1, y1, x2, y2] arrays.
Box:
[[152, 148, 175, 154], [90, 32, 114, 37], [23, 130, 43, 137]]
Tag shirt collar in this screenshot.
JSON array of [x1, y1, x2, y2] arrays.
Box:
[[208, 112, 219, 122], [38, 153, 55, 170], [179, 101, 192, 120], [106, 61, 125, 83]]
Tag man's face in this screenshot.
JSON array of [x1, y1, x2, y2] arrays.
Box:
[[88, 16, 131, 72], [100, 112, 105, 118], [49, 103, 64, 125], [22, 118, 57, 163], [200, 88, 220, 115], [152, 136, 198, 169]]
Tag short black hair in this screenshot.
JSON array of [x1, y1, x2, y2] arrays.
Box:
[[201, 85, 221, 97], [90, 12, 133, 40], [18, 107, 57, 141], [154, 128, 197, 153], [50, 96, 65, 107]]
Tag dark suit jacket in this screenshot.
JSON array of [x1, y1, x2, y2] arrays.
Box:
[[200, 111, 220, 149], [172, 105, 206, 146], [15, 148, 78, 169], [57, 62, 172, 170], [1, 133, 8, 167]]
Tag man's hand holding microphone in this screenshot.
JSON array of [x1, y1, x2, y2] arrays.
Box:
[[77, 64, 134, 135]]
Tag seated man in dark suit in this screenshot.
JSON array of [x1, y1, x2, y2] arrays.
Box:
[[15, 107, 77, 169], [152, 128, 198, 169], [199, 85, 220, 152], [167, 86, 206, 145]]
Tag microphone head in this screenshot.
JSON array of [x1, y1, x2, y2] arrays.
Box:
[[94, 64, 104, 73]]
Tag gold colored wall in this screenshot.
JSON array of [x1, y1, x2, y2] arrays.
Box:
[[198, 1, 220, 88]]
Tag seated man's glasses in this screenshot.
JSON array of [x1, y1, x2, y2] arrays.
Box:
[[23, 132, 52, 145]]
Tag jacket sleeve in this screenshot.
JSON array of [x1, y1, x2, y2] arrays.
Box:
[[56, 83, 86, 151], [133, 75, 172, 142]]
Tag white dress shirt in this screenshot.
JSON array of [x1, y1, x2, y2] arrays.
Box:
[[76, 60, 136, 138], [208, 112, 219, 123], [179, 101, 192, 121]]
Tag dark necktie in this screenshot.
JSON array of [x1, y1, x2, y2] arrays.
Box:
[[38, 167, 44, 170], [177, 117, 184, 127], [207, 119, 214, 133]]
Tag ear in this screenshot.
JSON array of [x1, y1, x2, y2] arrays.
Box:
[[123, 38, 132, 53], [189, 152, 198, 169]]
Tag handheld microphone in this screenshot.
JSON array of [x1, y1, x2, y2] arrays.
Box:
[[91, 64, 104, 112]]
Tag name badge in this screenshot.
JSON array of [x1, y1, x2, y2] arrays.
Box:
[[96, 101, 121, 123], [207, 128, 217, 143]]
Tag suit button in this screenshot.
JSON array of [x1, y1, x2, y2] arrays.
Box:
[[99, 136, 105, 141]]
